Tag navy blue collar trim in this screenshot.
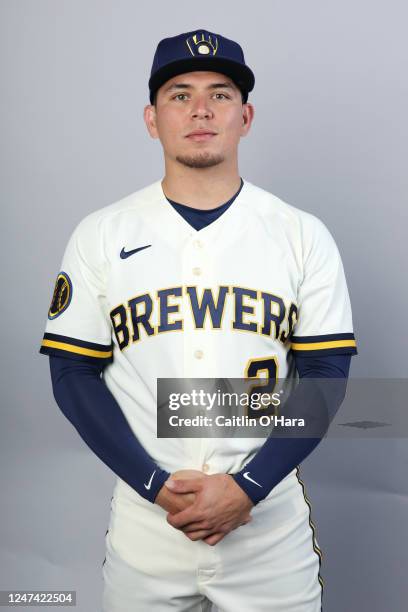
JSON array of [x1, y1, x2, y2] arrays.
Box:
[[165, 177, 244, 214]]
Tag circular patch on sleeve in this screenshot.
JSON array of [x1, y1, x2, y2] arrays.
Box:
[[48, 271, 73, 319]]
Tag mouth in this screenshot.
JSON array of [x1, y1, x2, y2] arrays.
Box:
[[185, 131, 217, 142]]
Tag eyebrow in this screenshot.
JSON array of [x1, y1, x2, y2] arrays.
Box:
[[164, 81, 237, 93]]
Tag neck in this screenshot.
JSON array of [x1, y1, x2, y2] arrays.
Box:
[[161, 158, 242, 210]]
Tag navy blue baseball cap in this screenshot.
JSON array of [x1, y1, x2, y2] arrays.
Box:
[[148, 29, 255, 104]]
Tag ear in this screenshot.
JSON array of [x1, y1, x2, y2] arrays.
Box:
[[144, 104, 159, 139], [241, 102, 255, 137]]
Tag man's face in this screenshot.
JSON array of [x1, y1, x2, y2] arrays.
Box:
[[144, 71, 254, 169]]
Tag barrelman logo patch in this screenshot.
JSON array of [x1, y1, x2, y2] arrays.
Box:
[[186, 32, 219, 57], [48, 271, 72, 319]]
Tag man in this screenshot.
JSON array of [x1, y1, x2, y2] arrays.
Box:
[[39, 29, 357, 611]]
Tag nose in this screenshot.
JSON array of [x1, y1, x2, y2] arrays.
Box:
[[190, 96, 214, 120]]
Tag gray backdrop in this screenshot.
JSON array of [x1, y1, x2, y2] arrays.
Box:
[[1, 0, 407, 610]]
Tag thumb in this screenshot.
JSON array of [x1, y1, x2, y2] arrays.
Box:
[[165, 478, 202, 493]]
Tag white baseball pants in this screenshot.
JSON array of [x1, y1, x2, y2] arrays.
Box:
[[102, 469, 323, 611]]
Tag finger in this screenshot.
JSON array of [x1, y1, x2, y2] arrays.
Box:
[[203, 532, 225, 546], [157, 489, 196, 514], [165, 478, 203, 494], [184, 529, 215, 541], [182, 514, 251, 533], [167, 491, 196, 510], [167, 506, 204, 529], [181, 520, 214, 533], [164, 499, 195, 515], [171, 469, 206, 480]]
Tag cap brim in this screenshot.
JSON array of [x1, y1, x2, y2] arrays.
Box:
[[148, 57, 255, 103]]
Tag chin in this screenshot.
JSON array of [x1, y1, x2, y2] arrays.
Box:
[[175, 152, 225, 169]]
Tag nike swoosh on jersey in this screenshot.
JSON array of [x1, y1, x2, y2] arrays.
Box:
[[144, 470, 156, 490], [120, 244, 151, 259], [243, 471, 262, 487]]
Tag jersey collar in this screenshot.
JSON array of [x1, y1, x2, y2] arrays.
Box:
[[148, 177, 251, 241]]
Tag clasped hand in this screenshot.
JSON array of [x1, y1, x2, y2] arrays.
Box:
[[155, 469, 253, 546]]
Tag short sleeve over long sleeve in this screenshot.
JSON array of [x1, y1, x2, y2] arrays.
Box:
[[39, 213, 113, 365], [290, 214, 357, 357]]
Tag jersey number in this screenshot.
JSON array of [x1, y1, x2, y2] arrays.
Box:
[[244, 356, 279, 419]]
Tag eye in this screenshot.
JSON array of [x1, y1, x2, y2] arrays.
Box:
[[173, 93, 189, 101], [214, 93, 230, 100]]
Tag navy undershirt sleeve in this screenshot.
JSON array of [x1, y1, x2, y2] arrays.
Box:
[[231, 353, 353, 505], [49, 355, 170, 503]]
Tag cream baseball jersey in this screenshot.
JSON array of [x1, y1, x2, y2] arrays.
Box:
[[39, 179, 357, 481]]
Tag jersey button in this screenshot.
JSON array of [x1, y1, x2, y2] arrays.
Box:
[[193, 239, 203, 249], [194, 349, 204, 359], [202, 463, 210, 473], [192, 267, 202, 276]]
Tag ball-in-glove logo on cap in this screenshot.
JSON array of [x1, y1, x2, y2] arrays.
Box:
[[186, 32, 218, 56]]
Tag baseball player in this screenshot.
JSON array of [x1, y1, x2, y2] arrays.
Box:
[[39, 29, 358, 611]]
